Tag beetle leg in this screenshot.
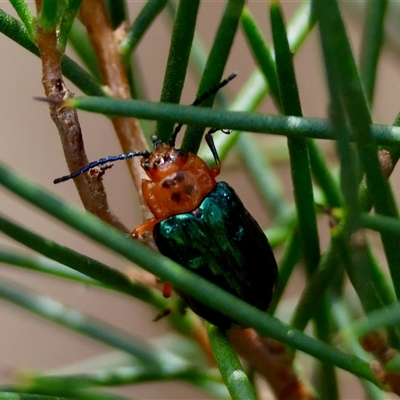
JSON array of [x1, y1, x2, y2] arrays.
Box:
[[162, 282, 173, 298], [205, 128, 221, 176], [153, 307, 172, 321], [205, 128, 231, 176], [131, 217, 158, 237]]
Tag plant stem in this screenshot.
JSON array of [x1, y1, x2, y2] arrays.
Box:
[[271, 1, 320, 278], [359, 0, 388, 106], [8, 0, 36, 40], [65, 96, 400, 146], [0, 278, 161, 366], [58, 0, 83, 52], [0, 9, 103, 96], [182, 0, 246, 154], [79, 0, 149, 213], [0, 212, 164, 307], [120, 0, 169, 63], [154, 0, 200, 143], [208, 326, 257, 400]]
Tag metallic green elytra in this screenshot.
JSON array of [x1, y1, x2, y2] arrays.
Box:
[[153, 181, 278, 328]]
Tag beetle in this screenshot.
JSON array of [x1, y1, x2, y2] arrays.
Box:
[[54, 73, 278, 328]]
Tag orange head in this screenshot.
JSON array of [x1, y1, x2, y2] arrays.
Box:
[[140, 137, 219, 221]]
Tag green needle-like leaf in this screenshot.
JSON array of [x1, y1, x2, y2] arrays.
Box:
[[104, 0, 127, 29], [68, 19, 101, 80], [208, 326, 257, 400], [241, 6, 281, 108], [0, 278, 160, 366], [120, 0, 169, 63], [268, 228, 301, 315], [359, 0, 388, 105], [271, 0, 320, 278], [308, 139, 344, 207], [361, 213, 400, 238], [0, 394, 69, 400], [8, 0, 36, 40], [238, 134, 288, 219], [63, 96, 400, 145], [182, 0, 246, 154], [38, 0, 59, 31], [348, 301, 400, 338], [58, 0, 83, 52], [0, 9, 103, 96], [155, 0, 200, 142], [314, 0, 400, 302], [198, 1, 315, 164], [0, 246, 97, 285], [0, 212, 165, 308], [330, 294, 385, 399]]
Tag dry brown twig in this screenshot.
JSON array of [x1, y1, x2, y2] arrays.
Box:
[[79, 0, 151, 224], [361, 331, 400, 395], [228, 328, 316, 400], [34, 0, 129, 233]]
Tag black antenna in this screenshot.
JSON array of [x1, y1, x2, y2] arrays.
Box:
[[53, 73, 237, 184], [169, 72, 237, 147], [53, 150, 150, 184]]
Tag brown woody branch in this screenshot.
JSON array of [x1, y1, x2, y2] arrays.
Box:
[[361, 331, 400, 395], [34, 0, 128, 233], [79, 0, 151, 223], [228, 329, 315, 400]]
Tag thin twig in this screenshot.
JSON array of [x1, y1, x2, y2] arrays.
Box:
[[227, 329, 315, 400], [361, 331, 400, 395], [34, 0, 128, 233], [79, 0, 151, 223]]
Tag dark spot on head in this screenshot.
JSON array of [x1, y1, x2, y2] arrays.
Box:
[[175, 171, 185, 182], [170, 192, 181, 203], [142, 161, 151, 170], [162, 179, 174, 189], [183, 185, 195, 195]]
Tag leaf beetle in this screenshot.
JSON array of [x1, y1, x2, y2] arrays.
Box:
[[54, 73, 278, 328]]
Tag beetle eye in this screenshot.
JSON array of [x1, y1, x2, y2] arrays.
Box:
[[143, 161, 151, 170]]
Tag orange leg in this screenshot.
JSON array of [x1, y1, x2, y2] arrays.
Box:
[[132, 218, 174, 300], [130, 217, 158, 237], [162, 282, 173, 298]]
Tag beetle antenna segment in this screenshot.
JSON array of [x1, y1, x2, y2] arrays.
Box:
[[53, 150, 151, 184], [169, 72, 238, 147], [192, 72, 238, 107]]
